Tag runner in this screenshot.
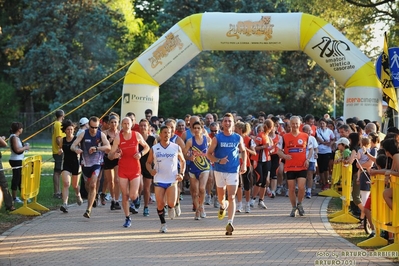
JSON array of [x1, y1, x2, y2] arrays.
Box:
[[138, 118, 157, 216], [60, 119, 83, 213], [108, 117, 150, 227], [71, 116, 111, 219], [146, 125, 186, 233], [102, 115, 121, 210], [277, 116, 313, 217], [183, 121, 211, 220], [206, 113, 247, 235], [235, 121, 256, 213]]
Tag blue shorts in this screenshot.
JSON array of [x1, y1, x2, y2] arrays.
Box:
[[82, 165, 102, 179], [307, 162, 316, 172], [154, 182, 177, 189]]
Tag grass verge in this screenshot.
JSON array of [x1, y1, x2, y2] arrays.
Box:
[[327, 197, 399, 263]]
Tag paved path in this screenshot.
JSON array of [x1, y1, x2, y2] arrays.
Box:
[[0, 195, 394, 265]]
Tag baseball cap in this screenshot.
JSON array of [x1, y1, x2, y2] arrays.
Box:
[[336, 137, 350, 146], [79, 117, 89, 126]]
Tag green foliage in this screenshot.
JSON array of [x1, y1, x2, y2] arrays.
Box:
[[0, 80, 20, 133]]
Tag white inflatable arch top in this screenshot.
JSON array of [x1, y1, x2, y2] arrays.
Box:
[[121, 12, 382, 121]]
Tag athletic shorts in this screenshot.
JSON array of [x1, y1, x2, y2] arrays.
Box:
[[82, 165, 102, 179], [214, 171, 239, 187], [103, 156, 119, 170], [286, 170, 307, 180], [189, 171, 210, 180], [62, 160, 80, 175], [154, 182, 177, 189], [53, 154, 63, 171], [307, 162, 316, 172]]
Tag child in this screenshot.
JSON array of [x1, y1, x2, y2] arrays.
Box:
[[332, 137, 350, 185]]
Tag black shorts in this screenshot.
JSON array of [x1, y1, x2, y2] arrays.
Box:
[[62, 160, 80, 175], [103, 156, 119, 170], [317, 153, 331, 173], [286, 170, 307, 180]]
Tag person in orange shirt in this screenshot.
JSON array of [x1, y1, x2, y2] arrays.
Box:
[[300, 114, 317, 137], [250, 119, 274, 209], [277, 116, 313, 217], [175, 120, 186, 137]]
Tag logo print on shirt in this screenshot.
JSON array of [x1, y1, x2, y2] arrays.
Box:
[[298, 139, 303, 145]]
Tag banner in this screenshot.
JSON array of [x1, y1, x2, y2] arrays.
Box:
[[380, 32, 398, 111]]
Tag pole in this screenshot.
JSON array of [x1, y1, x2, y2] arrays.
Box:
[[333, 78, 336, 119]]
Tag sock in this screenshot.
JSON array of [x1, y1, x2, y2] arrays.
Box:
[[228, 219, 233, 224], [307, 188, 311, 193], [157, 209, 166, 224], [126, 216, 130, 220], [297, 202, 302, 206]]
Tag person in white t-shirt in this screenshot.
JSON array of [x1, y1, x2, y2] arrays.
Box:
[[302, 125, 318, 198], [316, 118, 335, 190]]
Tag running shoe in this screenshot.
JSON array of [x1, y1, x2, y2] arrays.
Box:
[[297, 203, 305, 216], [110, 200, 116, 210], [226, 222, 234, 234], [114, 201, 121, 210], [123, 217, 132, 228], [76, 195, 83, 206], [236, 202, 243, 213], [143, 206, 149, 217], [174, 203, 181, 217], [266, 188, 272, 198], [83, 209, 91, 218], [218, 201, 228, 220], [179, 193, 183, 201], [306, 191, 312, 199], [14, 197, 23, 204], [168, 207, 175, 220], [159, 224, 167, 233], [129, 203, 138, 214], [199, 205, 206, 218], [290, 207, 297, 217], [276, 186, 282, 195], [133, 197, 141, 209], [214, 196, 220, 208], [258, 200, 267, 209], [245, 204, 251, 213], [60, 204, 68, 213], [249, 199, 255, 208], [271, 191, 276, 198], [204, 194, 211, 205], [100, 193, 106, 205], [194, 209, 201, 220]]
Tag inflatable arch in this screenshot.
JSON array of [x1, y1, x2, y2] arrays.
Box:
[[121, 12, 382, 121]]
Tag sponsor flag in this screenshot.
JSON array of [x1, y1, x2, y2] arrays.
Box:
[[381, 32, 398, 111]]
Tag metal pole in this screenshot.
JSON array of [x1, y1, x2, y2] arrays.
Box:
[[333, 78, 336, 119]]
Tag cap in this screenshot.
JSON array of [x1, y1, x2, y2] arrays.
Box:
[[79, 117, 89, 126], [336, 137, 350, 146]]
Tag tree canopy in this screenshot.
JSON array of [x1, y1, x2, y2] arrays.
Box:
[[0, 0, 397, 134]]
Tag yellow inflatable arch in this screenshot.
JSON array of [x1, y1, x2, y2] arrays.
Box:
[[121, 13, 382, 121]]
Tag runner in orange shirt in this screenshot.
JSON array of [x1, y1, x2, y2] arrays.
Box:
[[277, 116, 313, 217]]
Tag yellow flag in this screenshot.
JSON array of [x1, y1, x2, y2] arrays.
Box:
[[381, 32, 398, 111]]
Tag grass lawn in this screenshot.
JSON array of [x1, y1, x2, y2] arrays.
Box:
[[0, 142, 81, 234], [327, 197, 399, 263]]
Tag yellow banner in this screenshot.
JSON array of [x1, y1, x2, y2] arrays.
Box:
[[381, 32, 398, 111]]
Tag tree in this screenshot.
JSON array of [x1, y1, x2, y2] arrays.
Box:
[[3, 0, 143, 119]]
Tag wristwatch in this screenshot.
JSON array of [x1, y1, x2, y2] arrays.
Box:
[[216, 158, 221, 163]]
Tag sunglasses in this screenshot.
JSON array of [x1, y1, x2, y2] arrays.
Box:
[[90, 126, 98, 129], [211, 130, 218, 133]]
